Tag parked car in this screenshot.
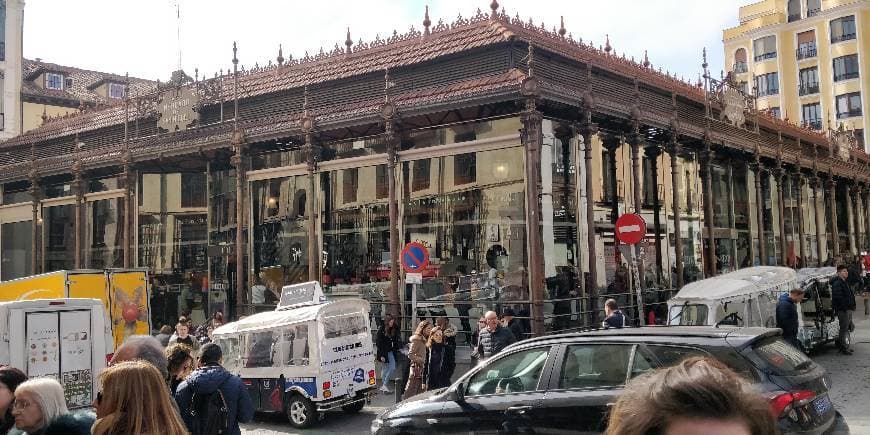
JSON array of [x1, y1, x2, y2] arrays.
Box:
[[371, 326, 848, 434]]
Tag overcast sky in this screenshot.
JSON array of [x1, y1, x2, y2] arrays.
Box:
[[24, 0, 749, 85]]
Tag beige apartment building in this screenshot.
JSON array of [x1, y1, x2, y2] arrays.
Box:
[[724, 0, 869, 151]]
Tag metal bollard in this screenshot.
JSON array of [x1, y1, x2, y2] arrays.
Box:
[[394, 376, 403, 403], [864, 296, 869, 316]]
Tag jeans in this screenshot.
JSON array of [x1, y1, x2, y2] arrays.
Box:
[[382, 352, 397, 384], [837, 310, 853, 350]]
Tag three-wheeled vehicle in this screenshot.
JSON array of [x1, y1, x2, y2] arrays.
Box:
[[212, 282, 376, 429], [667, 266, 796, 327], [795, 267, 843, 351]]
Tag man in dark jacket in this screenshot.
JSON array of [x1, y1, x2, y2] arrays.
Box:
[[502, 307, 525, 341], [831, 265, 856, 355], [477, 310, 517, 360], [176, 343, 254, 435], [776, 288, 804, 350], [602, 299, 625, 329]]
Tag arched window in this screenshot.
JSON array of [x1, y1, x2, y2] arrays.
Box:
[[733, 48, 747, 73]]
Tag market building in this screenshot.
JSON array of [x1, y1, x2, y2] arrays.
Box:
[[0, 2, 868, 335]]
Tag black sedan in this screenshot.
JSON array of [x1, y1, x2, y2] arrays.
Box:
[[371, 326, 848, 434]]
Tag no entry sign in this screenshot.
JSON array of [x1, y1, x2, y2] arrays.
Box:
[[401, 242, 430, 273], [615, 213, 647, 245]]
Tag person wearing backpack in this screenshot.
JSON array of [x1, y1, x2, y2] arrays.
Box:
[[175, 343, 254, 435]]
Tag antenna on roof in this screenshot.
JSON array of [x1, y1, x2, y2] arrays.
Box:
[[175, 0, 183, 71]]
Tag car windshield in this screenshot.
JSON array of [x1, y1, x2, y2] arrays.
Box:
[[751, 337, 816, 374], [669, 304, 708, 325]]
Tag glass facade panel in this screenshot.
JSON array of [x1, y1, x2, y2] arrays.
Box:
[[1, 220, 32, 280], [44, 204, 75, 272], [403, 146, 528, 337], [319, 165, 391, 312], [207, 166, 237, 319], [401, 117, 521, 151], [138, 172, 208, 327], [250, 146, 306, 171], [711, 164, 732, 228], [84, 197, 124, 269], [88, 176, 120, 193], [250, 175, 311, 309], [2, 181, 32, 205]]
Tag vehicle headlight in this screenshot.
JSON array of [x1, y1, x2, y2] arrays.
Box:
[[371, 417, 413, 433], [370, 418, 383, 433]]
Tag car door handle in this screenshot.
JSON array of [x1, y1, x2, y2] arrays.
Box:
[[506, 405, 533, 415]]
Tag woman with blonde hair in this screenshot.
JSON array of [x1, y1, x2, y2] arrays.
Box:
[[402, 319, 432, 400], [9, 378, 93, 435], [91, 360, 188, 435]]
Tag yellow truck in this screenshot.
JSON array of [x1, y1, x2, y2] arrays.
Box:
[[0, 269, 151, 349]]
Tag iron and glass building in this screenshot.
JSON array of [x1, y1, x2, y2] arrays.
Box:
[[1, 3, 869, 334]]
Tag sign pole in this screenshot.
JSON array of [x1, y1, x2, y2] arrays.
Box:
[[631, 248, 645, 326], [411, 283, 418, 328]]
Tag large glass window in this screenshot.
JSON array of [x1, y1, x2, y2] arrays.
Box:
[[830, 15, 856, 43], [796, 30, 816, 59], [319, 165, 390, 309], [251, 175, 310, 309], [558, 345, 632, 389], [798, 67, 819, 95], [2, 181, 32, 205], [1, 220, 33, 280], [466, 347, 549, 395], [44, 205, 75, 272], [403, 147, 528, 334], [207, 165, 237, 319], [787, 0, 801, 22], [753, 35, 777, 61], [84, 198, 124, 269], [833, 55, 859, 82], [836, 92, 862, 119], [802, 103, 822, 130], [754, 72, 779, 97], [401, 117, 521, 151], [806, 0, 820, 16]]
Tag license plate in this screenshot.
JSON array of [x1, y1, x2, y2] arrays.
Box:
[[813, 395, 832, 415]]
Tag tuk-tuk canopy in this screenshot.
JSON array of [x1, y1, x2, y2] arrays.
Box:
[[212, 299, 370, 336], [670, 266, 797, 304], [795, 267, 837, 286]]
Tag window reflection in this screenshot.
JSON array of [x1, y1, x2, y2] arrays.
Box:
[[1, 220, 32, 280], [44, 205, 75, 272], [84, 198, 124, 269]]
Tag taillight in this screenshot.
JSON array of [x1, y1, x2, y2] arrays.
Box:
[[768, 390, 816, 419], [368, 370, 376, 379], [105, 354, 114, 365], [322, 381, 331, 390]]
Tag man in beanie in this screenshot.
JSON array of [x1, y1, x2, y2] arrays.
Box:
[[175, 343, 254, 435], [502, 307, 525, 341]]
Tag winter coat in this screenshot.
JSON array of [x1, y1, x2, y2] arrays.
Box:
[[476, 325, 517, 359], [426, 342, 448, 389], [831, 276, 856, 312], [403, 334, 429, 399], [168, 334, 200, 351], [8, 411, 94, 435], [175, 364, 254, 435], [440, 322, 458, 382], [376, 326, 401, 361], [603, 310, 626, 329], [506, 318, 525, 341], [776, 293, 800, 346]]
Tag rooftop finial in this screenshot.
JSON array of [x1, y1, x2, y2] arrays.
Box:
[[701, 46, 708, 70], [345, 27, 353, 54], [232, 41, 238, 66], [490, 0, 499, 19], [643, 50, 650, 68], [558, 16, 566, 37], [41, 106, 47, 123], [527, 42, 535, 77], [423, 5, 431, 36], [277, 44, 284, 66], [604, 34, 612, 54]]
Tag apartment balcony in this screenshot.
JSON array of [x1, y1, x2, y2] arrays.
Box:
[[796, 44, 817, 60], [788, 13, 802, 22], [837, 109, 862, 119], [805, 120, 823, 130], [756, 88, 779, 98], [807, 7, 821, 17], [799, 83, 820, 96], [834, 71, 859, 82], [733, 62, 748, 73], [831, 33, 856, 44], [754, 52, 777, 62]]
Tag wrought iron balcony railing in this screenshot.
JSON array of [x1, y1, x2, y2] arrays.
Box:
[[799, 83, 819, 96], [733, 62, 748, 73], [805, 120, 823, 130], [831, 33, 856, 44], [754, 52, 777, 62], [807, 7, 821, 17], [788, 13, 802, 22], [834, 71, 859, 82], [837, 109, 862, 119], [796, 44, 817, 60]]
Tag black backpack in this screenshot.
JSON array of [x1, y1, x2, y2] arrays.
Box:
[[188, 380, 230, 435]]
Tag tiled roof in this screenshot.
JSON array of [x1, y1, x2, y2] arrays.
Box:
[[21, 58, 156, 106]]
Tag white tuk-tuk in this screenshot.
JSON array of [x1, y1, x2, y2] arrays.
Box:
[[667, 266, 797, 328], [212, 282, 376, 429], [795, 267, 843, 351]]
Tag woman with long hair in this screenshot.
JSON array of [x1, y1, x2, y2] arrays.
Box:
[[605, 357, 776, 435], [402, 319, 432, 400], [91, 361, 188, 435], [425, 327, 449, 390], [164, 343, 194, 396], [0, 367, 26, 434], [375, 314, 401, 393]]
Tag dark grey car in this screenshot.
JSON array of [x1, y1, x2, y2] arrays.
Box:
[[371, 326, 849, 434]]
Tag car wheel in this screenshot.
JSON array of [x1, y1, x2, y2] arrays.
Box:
[[286, 394, 318, 429], [341, 394, 365, 413]]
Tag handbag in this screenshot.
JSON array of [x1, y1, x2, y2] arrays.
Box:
[[411, 363, 423, 379]]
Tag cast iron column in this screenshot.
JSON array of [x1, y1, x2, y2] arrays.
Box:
[[28, 170, 40, 274], [646, 145, 663, 282], [72, 162, 84, 269], [120, 153, 133, 269], [865, 187, 870, 251], [812, 177, 825, 266], [794, 172, 806, 267], [627, 126, 646, 309], [601, 133, 621, 223], [382, 103, 401, 319], [846, 184, 856, 255], [666, 139, 684, 289], [302, 140, 318, 282], [774, 168, 788, 266], [579, 99, 600, 324], [752, 160, 767, 265], [856, 186, 865, 252], [231, 132, 247, 313], [827, 176, 840, 261], [521, 91, 546, 336], [700, 143, 716, 276]]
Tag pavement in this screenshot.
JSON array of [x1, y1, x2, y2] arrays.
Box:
[[241, 316, 870, 435]]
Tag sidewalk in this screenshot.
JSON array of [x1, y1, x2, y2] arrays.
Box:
[[813, 299, 870, 434]]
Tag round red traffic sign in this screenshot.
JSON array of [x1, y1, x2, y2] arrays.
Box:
[[615, 213, 647, 245], [401, 242, 430, 273]]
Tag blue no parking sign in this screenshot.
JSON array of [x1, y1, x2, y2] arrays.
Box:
[[401, 242, 430, 273]]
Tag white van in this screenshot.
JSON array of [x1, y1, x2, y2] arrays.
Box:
[[212, 282, 376, 429], [0, 298, 112, 409], [667, 266, 797, 327]]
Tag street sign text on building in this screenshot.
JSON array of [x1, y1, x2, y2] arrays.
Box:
[[157, 87, 199, 132]]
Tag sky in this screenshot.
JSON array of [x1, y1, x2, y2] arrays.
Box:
[[24, 0, 751, 85]]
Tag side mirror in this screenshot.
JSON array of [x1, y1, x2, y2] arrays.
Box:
[[448, 382, 466, 403]]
